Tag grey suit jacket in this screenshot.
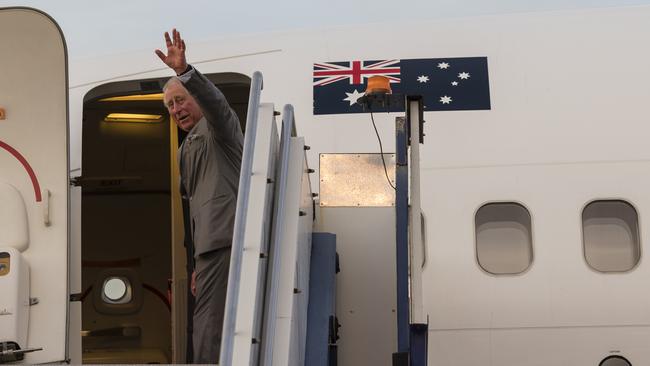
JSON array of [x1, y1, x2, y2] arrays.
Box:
[[178, 65, 244, 256]]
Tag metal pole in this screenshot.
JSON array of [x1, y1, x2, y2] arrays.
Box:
[[394, 116, 410, 365], [406, 96, 428, 366]]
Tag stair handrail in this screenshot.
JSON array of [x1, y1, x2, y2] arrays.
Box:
[[220, 71, 263, 366]]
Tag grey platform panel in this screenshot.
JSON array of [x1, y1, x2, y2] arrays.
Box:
[[315, 207, 397, 366], [305, 232, 338, 366]]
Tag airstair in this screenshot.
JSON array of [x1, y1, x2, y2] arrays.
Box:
[[218, 72, 337, 366], [219, 73, 428, 366]]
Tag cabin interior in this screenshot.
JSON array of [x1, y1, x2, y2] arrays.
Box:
[[79, 74, 250, 363]]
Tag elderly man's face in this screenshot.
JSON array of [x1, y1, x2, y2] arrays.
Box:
[[164, 82, 203, 131]]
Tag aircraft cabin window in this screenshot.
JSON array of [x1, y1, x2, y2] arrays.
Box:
[[582, 200, 640, 273], [475, 202, 533, 275], [599, 355, 632, 366], [101, 276, 132, 305], [103, 277, 128, 302]]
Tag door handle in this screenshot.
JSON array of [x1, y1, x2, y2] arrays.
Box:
[[420, 212, 427, 268], [42, 189, 51, 226]]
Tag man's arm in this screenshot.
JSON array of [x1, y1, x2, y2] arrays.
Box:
[[179, 66, 243, 145], [156, 28, 243, 144]]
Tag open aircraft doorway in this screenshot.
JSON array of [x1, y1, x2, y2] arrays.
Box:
[[78, 73, 250, 363]]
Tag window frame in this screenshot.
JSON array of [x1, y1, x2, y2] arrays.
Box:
[[474, 200, 535, 276], [581, 198, 642, 274], [598, 355, 632, 366]]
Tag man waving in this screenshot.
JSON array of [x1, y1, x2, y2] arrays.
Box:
[[156, 28, 243, 363]]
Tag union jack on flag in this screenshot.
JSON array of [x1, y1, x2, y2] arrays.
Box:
[[313, 57, 491, 115], [313, 60, 401, 86]]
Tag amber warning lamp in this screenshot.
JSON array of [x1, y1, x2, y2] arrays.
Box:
[[359, 75, 402, 111], [365, 75, 392, 95]]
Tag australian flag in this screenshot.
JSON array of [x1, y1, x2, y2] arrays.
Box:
[[313, 57, 491, 115]]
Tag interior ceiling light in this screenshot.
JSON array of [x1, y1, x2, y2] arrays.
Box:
[[104, 113, 163, 123], [99, 93, 164, 102]]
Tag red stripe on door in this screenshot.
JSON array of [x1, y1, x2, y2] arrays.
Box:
[[0, 140, 42, 202]]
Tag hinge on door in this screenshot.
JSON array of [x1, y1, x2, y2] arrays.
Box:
[[69, 176, 142, 189], [70, 176, 83, 187]]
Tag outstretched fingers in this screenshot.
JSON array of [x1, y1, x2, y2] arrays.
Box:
[[173, 28, 180, 47], [154, 49, 167, 62], [156, 28, 187, 72], [164, 31, 172, 48]]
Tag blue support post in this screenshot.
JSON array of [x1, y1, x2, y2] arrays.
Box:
[[409, 323, 428, 366], [304, 232, 338, 366]]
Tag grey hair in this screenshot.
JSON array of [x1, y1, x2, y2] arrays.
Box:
[[162, 76, 183, 93]]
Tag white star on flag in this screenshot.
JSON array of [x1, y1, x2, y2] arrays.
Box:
[[440, 96, 452, 104], [343, 89, 365, 106], [458, 72, 470, 80], [417, 75, 429, 83], [451, 81, 459, 86], [437, 62, 450, 69]]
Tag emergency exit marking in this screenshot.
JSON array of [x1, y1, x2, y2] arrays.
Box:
[[0, 108, 5, 120]]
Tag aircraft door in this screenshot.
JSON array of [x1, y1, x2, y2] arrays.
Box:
[[0, 7, 69, 364]]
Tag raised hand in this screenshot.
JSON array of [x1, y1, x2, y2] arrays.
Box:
[[155, 28, 188, 75]]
